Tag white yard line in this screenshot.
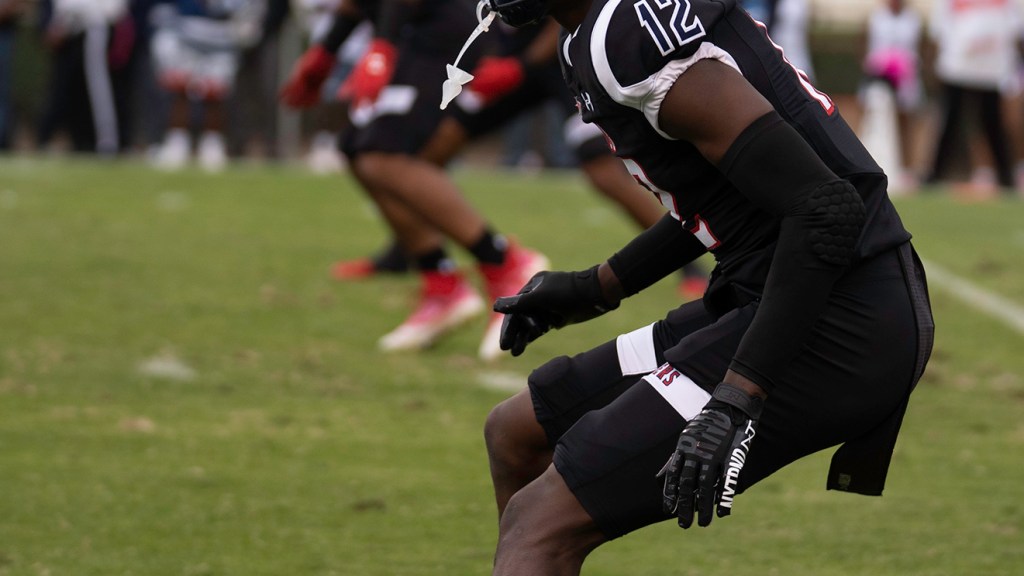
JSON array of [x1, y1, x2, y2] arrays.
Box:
[[922, 259, 1024, 335]]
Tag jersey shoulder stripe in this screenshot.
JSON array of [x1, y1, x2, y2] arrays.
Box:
[[586, 0, 739, 136]]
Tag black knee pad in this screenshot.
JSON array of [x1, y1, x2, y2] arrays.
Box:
[[527, 340, 637, 445], [528, 355, 574, 413], [806, 180, 866, 266]]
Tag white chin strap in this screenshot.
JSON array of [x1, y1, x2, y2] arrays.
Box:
[[440, 1, 497, 110]]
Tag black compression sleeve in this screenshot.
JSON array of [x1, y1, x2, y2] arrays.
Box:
[[607, 213, 708, 297], [319, 12, 363, 53], [719, 112, 865, 393]]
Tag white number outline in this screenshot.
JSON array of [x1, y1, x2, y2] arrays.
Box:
[[633, 0, 706, 57]]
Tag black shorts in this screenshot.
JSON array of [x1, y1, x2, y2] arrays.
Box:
[[451, 60, 572, 137], [528, 244, 932, 538], [448, 60, 611, 164], [341, 3, 486, 158]]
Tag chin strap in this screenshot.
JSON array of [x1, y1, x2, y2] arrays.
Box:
[[440, 1, 497, 110]]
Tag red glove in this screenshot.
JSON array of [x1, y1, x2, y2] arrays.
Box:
[[280, 45, 337, 108], [339, 38, 398, 106], [468, 57, 526, 104]]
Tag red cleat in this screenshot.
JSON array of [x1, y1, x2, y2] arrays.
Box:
[[678, 277, 709, 301], [331, 258, 378, 280], [478, 243, 550, 361], [378, 271, 485, 352]]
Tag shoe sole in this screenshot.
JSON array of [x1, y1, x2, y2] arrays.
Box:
[[378, 294, 486, 352]]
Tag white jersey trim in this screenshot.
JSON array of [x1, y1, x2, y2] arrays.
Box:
[[643, 363, 711, 420], [590, 0, 741, 139], [616, 323, 659, 376]]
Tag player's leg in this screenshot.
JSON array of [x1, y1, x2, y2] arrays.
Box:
[[487, 301, 718, 573], [925, 82, 965, 185], [418, 115, 472, 167], [484, 388, 551, 515], [349, 46, 547, 359], [485, 301, 717, 515], [493, 465, 606, 576], [193, 47, 240, 172], [346, 144, 483, 351], [735, 245, 929, 490], [492, 246, 929, 571], [977, 87, 1014, 190], [150, 28, 193, 169]]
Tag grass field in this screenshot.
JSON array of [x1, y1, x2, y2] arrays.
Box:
[[1, 158, 1022, 575]]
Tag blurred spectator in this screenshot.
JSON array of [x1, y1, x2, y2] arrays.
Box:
[[224, 0, 288, 160], [925, 0, 1024, 193], [740, 0, 814, 80], [36, 0, 132, 155], [738, 0, 773, 26], [771, 0, 814, 80], [0, 0, 25, 150], [124, 0, 175, 153], [149, 0, 267, 171], [861, 0, 923, 186]]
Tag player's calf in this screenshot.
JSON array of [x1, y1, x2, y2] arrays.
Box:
[[484, 389, 553, 515]]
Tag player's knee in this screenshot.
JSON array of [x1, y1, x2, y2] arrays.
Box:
[[496, 471, 602, 564], [484, 388, 548, 468], [528, 355, 573, 400], [484, 397, 520, 460]]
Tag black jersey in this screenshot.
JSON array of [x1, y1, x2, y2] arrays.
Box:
[[559, 0, 910, 288]]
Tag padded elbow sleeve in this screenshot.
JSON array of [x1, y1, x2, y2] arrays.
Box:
[[719, 111, 866, 267], [804, 180, 865, 267]]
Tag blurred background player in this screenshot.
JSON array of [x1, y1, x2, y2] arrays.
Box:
[[424, 17, 709, 299], [150, 0, 268, 172], [322, 17, 708, 298], [281, 0, 548, 360], [924, 0, 1023, 194], [289, 0, 372, 173]]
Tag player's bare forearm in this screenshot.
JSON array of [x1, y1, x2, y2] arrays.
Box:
[[596, 262, 625, 309], [722, 370, 768, 400]]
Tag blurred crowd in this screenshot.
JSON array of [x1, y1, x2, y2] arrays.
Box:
[[0, 0, 290, 168], [0, 0, 1023, 194]]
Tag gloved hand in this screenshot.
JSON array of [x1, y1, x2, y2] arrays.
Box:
[[279, 45, 336, 108], [657, 382, 763, 528], [493, 266, 619, 356], [468, 56, 526, 103], [338, 38, 397, 106]]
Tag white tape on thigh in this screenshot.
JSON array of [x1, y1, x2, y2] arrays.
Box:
[[643, 364, 711, 421], [616, 323, 658, 376]]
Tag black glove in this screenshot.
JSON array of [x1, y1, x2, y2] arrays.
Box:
[[657, 382, 763, 528], [492, 265, 619, 356]]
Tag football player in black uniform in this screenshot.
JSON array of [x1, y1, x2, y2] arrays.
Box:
[[471, 0, 935, 573], [281, 0, 550, 359]]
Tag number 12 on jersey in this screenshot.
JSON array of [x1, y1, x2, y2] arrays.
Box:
[[634, 0, 706, 56]]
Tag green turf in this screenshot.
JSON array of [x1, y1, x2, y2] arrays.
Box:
[[0, 158, 1021, 575]]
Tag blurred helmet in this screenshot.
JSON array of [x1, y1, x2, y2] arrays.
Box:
[[486, 0, 548, 28]]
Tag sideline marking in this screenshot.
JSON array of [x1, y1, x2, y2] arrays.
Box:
[[476, 370, 527, 393], [922, 259, 1024, 335], [137, 354, 197, 382]]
